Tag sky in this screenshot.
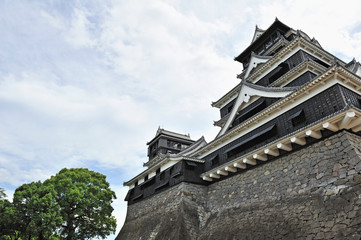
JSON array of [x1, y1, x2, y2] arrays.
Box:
[[1, 0, 361, 239]]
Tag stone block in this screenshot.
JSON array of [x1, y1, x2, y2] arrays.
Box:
[[334, 179, 348, 185], [353, 174, 361, 183], [316, 172, 324, 179], [315, 232, 325, 239]]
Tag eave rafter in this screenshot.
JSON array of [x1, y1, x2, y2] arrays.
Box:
[[336, 67, 361, 90], [202, 108, 361, 182]]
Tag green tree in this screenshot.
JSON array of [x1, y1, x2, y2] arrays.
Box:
[[12, 181, 62, 240], [0, 189, 19, 240], [45, 168, 117, 240], [0, 188, 6, 200]]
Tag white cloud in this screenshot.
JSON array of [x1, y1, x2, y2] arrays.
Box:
[[0, 74, 150, 169], [65, 7, 96, 48]]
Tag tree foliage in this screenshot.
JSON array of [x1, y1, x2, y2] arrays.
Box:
[[13, 181, 62, 240], [0, 168, 117, 240], [0, 196, 18, 240], [45, 168, 117, 240], [0, 188, 6, 200]]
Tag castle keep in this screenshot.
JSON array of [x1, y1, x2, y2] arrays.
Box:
[[117, 19, 361, 239]]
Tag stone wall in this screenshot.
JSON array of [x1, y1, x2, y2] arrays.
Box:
[[117, 182, 208, 240], [117, 131, 361, 240]]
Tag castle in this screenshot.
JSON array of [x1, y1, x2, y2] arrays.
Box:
[[117, 19, 361, 239]]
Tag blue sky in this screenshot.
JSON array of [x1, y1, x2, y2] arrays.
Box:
[[1, 0, 361, 239]]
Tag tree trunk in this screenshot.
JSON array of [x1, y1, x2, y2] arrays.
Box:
[[39, 232, 44, 240], [65, 220, 75, 240]]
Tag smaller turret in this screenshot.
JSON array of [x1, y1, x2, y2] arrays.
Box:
[[146, 127, 195, 161]]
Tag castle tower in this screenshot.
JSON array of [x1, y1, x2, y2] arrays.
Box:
[[147, 127, 195, 161], [117, 19, 361, 239]]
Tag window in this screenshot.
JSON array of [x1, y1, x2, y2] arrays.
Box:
[[235, 99, 267, 125], [134, 181, 138, 187], [226, 124, 277, 159], [357, 98, 361, 108], [173, 143, 180, 149], [151, 141, 158, 150], [211, 155, 219, 167], [265, 39, 273, 49], [144, 175, 148, 181], [170, 166, 174, 175], [258, 48, 265, 55], [170, 165, 182, 178], [227, 104, 234, 114], [273, 32, 280, 42], [255, 47, 262, 55], [156, 168, 160, 175], [185, 161, 197, 170], [160, 171, 165, 180], [289, 110, 306, 127], [311, 58, 330, 68], [268, 62, 289, 84], [141, 177, 155, 190]]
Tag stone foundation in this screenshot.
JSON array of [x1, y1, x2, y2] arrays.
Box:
[[117, 131, 361, 240], [117, 182, 207, 240]]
